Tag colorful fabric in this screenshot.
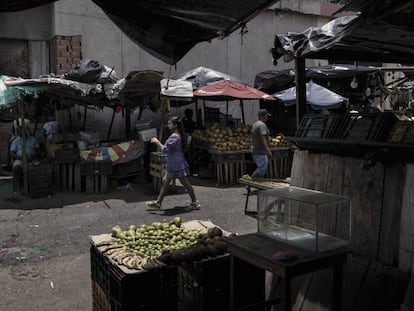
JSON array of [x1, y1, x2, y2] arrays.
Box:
[[79, 140, 144, 165]]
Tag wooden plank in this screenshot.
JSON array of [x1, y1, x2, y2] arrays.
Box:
[[61, 164, 68, 192], [68, 164, 73, 193], [100, 175, 108, 193], [290, 150, 306, 188], [399, 164, 414, 272], [378, 163, 405, 264], [86, 175, 94, 193], [344, 157, 383, 260], [74, 163, 81, 192], [323, 155, 347, 239], [291, 152, 330, 233]]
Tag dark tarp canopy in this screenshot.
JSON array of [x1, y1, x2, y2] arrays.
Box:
[[271, 0, 414, 64], [254, 64, 379, 94], [0, 0, 279, 64], [91, 0, 279, 65], [0, 0, 57, 12], [174, 66, 241, 90]]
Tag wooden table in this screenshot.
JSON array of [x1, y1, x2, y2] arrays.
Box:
[[238, 178, 290, 218], [226, 233, 350, 311]]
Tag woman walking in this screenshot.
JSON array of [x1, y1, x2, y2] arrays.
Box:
[[146, 116, 200, 210]]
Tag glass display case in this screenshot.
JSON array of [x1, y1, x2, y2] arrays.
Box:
[[257, 186, 351, 253]]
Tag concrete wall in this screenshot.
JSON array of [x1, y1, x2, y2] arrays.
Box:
[[51, 0, 334, 83], [0, 0, 341, 142], [0, 5, 53, 77]]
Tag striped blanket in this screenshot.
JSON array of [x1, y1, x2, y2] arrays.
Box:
[[80, 140, 144, 165]]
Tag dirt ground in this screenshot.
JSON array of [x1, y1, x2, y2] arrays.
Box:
[[0, 170, 257, 311]]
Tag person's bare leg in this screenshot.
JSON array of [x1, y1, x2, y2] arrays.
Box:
[[157, 174, 172, 205], [178, 176, 196, 202]]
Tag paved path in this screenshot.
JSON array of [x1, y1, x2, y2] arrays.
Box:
[[0, 175, 257, 311]]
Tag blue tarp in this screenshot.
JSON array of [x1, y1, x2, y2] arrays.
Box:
[[0, 75, 44, 107], [273, 81, 348, 110]]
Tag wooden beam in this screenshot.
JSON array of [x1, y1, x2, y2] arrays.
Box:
[[295, 57, 307, 130]]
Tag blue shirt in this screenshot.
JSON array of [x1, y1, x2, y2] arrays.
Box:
[[10, 136, 40, 167]]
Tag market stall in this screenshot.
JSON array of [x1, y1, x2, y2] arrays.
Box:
[[192, 123, 293, 184], [90, 217, 265, 311], [268, 1, 414, 309], [0, 64, 164, 196]]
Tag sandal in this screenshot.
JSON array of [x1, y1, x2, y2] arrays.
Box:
[[186, 201, 201, 210], [146, 200, 161, 209]]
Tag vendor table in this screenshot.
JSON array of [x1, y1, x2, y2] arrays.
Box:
[[207, 147, 293, 185], [226, 233, 350, 311], [238, 178, 290, 218]]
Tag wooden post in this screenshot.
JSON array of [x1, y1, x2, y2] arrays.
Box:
[[82, 103, 87, 130], [295, 57, 307, 130], [107, 107, 116, 141], [123, 94, 131, 140], [19, 102, 29, 196], [240, 100, 245, 124]]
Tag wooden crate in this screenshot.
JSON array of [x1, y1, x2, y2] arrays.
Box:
[[55, 162, 81, 193], [149, 162, 176, 193], [79, 161, 112, 193], [268, 148, 293, 179], [210, 152, 246, 185]]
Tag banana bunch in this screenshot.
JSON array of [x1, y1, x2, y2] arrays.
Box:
[[96, 241, 145, 270]]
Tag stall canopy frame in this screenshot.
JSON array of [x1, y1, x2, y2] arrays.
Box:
[[270, 0, 414, 128]]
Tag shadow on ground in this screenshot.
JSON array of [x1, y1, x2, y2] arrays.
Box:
[[0, 174, 239, 211]]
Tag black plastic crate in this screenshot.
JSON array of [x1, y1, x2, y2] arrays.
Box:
[[110, 265, 177, 311], [92, 280, 111, 311], [296, 114, 341, 139], [29, 184, 52, 198], [150, 152, 167, 164], [90, 244, 177, 311], [177, 254, 231, 311], [337, 112, 397, 142], [388, 120, 414, 144], [28, 163, 54, 198], [90, 245, 111, 296], [28, 163, 53, 180]]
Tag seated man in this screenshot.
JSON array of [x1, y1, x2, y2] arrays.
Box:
[[9, 127, 40, 193]]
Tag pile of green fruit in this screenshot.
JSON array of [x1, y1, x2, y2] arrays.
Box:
[[111, 217, 207, 259]]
